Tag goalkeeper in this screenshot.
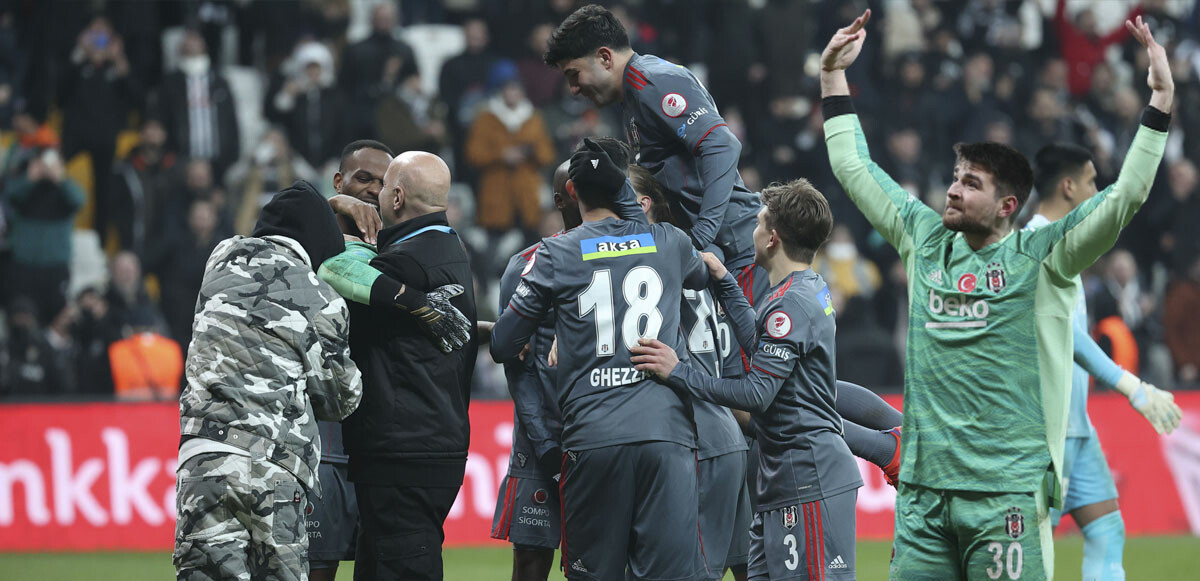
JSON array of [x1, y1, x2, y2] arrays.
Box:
[[821, 10, 1174, 580], [1030, 143, 1182, 581]]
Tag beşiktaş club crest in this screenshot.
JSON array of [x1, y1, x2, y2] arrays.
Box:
[[1005, 506, 1025, 539], [986, 261, 1006, 293], [782, 505, 798, 530]]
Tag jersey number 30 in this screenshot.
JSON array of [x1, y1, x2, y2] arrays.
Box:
[[579, 266, 663, 356]]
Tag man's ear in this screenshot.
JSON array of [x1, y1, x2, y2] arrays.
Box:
[[566, 179, 580, 203], [1061, 177, 1075, 202], [392, 185, 405, 212], [333, 172, 344, 195], [597, 47, 614, 70], [997, 195, 1019, 220]]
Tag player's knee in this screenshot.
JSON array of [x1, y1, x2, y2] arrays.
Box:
[[1081, 510, 1125, 547]]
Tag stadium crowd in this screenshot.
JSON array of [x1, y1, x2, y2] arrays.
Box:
[[1, 0, 1199, 401]]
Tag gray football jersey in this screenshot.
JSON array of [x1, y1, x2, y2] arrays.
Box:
[[669, 270, 862, 509], [498, 239, 564, 474], [680, 286, 748, 460], [501, 218, 708, 451], [622, 53, 761, 268]]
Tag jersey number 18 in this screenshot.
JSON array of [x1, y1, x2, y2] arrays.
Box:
[[579, 266, 664, 357]]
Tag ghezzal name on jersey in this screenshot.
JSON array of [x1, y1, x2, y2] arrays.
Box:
[[590, 366, 645, 387]]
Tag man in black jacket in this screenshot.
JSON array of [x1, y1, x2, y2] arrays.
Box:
[[342, 151, 477, 580]]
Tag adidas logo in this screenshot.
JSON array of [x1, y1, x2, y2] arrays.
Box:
[[828, 555, 848, 569], [570, 559, 590, 573], [590, 159, 599, 169]]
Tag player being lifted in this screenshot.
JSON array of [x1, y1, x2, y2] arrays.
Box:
[[544, 4, 768, 301], [820, 10, 1173, 579], [1030, 143, 1182, 580], [489, 138, 632, 581], [633, 179, 863, 580], [542, 2, 904, 483], [491, 140, 708, 580]]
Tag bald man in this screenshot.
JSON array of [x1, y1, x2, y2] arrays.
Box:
[[339, 151, 479, 580]]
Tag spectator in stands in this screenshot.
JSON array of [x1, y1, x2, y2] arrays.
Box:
[[45, 301, 78, 395], [0, 105, 57, 185], [814, 224, 882, 304], [464, 60, 555, 239], [145, 198, 225, 350], [227, 128, 318, 235], [438, 16, 496, 175], [1053, 0, 1141, 98], [1, 297, 63, 398], [1162, 159, 1200, 273], [1092, 249, 1158, 356], [515, 22, 562, 108], [109, 306, 183, 400], [59, 15, 142, 247], [1015, 85, 1087, 158], [111, 118, 177, 255], [1165, 253, 1200, 386], [104, 250, 156, 333], [153, 29, 240, 178], [2, 147, 84, 326], [272, 41, 344, 170], [340, 0, 418, 140], [539, 80, 620, 161], [74, 286, 120, 396]]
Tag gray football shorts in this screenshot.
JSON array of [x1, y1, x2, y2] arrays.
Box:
[[306, 462, 358, 569], [559, 441, 705, 580], [491, 473, 562, 549], [748, 488, 858, 580], [698, 451, 751, 577]]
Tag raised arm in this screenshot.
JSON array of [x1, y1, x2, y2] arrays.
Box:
[[570, 138, 648, 225], [492, 246, 557, 362], [1044, 16, 1172, 279], [820, 9, 941, 257]]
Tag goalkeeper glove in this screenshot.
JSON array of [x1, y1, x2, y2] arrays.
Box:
[[1114, 371, 1183, 435], [393, 283, 472, 353]]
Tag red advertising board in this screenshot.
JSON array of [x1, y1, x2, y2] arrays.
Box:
[[1, 394, 1198, 551]]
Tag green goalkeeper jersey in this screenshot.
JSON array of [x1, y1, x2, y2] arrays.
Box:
[[824, 112, 1166, 507]]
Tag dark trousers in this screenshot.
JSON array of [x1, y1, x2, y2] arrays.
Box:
[[353, 483, 459, 581]]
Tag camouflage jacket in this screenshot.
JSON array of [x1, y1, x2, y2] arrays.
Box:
[[179, 234, 363, 495]]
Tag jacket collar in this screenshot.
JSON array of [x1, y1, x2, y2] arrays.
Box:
[[378, 211, 451, 248]]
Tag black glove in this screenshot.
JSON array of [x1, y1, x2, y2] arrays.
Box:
[[536, 447, 563, 482], [393, 283, 472, 353], [568, 137, 626, 199]]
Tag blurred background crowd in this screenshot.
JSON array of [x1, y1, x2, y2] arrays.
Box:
[[0, 0, 1198, 401]]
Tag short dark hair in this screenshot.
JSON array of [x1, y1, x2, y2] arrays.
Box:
[[760, 179, 833, 263], [570, 137, 631, 212], [543, 4, 630, 66], [1034, 143, 1093, 199], [628, 165, 675, 225], [339, 140, 394, 173], [952, 142, 1034, 215]]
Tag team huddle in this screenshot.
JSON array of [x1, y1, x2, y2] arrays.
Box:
[[172, 4, 1185, 581], [487, 6, 1183, 581]]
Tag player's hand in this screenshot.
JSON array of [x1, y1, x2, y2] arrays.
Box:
[[820, 9, 870, 72], [537, 449, 562, 482], [1130, 381, 1183, 435], [1117, 371, 1183, 434], [547, 335, 559, 366], [568, 137, 625, 199], [631, 337, 680, 379], [700, 252, 728, 280], [402, 284, 473, 353], [1126, 15, 1174, 96], [329, 194, 382, 245]]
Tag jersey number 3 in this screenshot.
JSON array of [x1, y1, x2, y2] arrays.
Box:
[[579, 266, 664, 357]]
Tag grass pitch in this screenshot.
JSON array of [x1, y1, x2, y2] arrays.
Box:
[[1, 536, 1197, 580]]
